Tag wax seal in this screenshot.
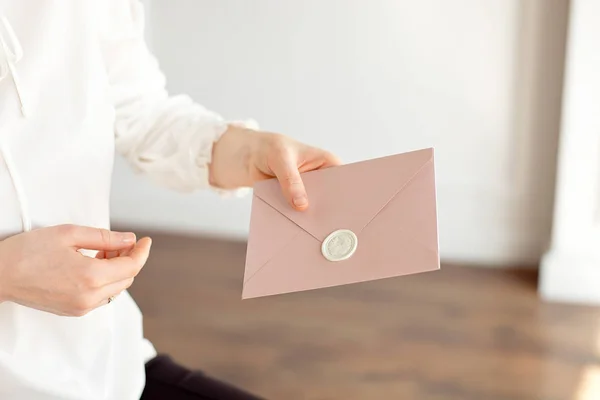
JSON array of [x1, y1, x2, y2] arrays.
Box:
[[321, 229, 358, 262]]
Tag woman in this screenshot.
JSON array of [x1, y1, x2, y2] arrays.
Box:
[[0, 1, 339, 399]]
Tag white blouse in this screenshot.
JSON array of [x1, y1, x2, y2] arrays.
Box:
[[0, 1, 254, 399]]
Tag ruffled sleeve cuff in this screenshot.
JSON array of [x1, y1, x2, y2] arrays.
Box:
[[195, 118, 259, 198]]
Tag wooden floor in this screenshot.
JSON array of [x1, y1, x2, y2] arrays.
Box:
[[128, 232, 600, 400]]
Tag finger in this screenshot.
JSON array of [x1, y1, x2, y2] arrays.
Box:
[[94, 277, 135, 308], [59, 225, 136, 251], [123, 237, 152, 266], [320, 151, 342, 168], [106, 250, 119, 259], [299, 150, 343, 172], [96, 247, 132, 260], [95, 250, 120, 259], [270, 151, 309, 211], [92, 237, 152, 284], [73, 277, 135, 316]]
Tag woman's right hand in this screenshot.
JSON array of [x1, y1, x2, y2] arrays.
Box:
[[0, 224, 152, 316]]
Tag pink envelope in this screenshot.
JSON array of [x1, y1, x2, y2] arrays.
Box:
[[242, 147, 440, 299]]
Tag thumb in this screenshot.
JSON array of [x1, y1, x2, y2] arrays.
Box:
[[270, 153, 309, 211], [56, 225, 137, 251]]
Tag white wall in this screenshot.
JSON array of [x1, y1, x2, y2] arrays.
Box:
[[110, 0, 569, 266]]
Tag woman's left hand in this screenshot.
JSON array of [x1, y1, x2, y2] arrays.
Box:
[[209, 125, 341, 211]]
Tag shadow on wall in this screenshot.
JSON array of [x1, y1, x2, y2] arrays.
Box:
[[510, 0, 570, 256]]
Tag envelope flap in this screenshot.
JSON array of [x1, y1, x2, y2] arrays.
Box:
[[252, 148, 434, 241]]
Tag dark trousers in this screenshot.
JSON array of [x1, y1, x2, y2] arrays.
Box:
[[140, 355, 265, 400]]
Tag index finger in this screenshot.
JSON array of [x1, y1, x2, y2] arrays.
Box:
[[58, 225, 137, 251], [269, 151, 309, 211]]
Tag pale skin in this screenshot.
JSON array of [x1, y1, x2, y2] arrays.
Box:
[[0, 125, 341, 316]]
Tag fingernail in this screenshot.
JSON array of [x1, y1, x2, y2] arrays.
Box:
[[293, 196, 308, 208], [119, 232, 136, 243]]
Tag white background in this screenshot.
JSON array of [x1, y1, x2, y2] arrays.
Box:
[[110, 0, 569, 266]]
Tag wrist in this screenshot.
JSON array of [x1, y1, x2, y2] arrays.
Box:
[[209, 124, 262, 189]]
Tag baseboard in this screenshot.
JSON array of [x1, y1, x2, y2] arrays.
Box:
[[539, 250, 600, 305]]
